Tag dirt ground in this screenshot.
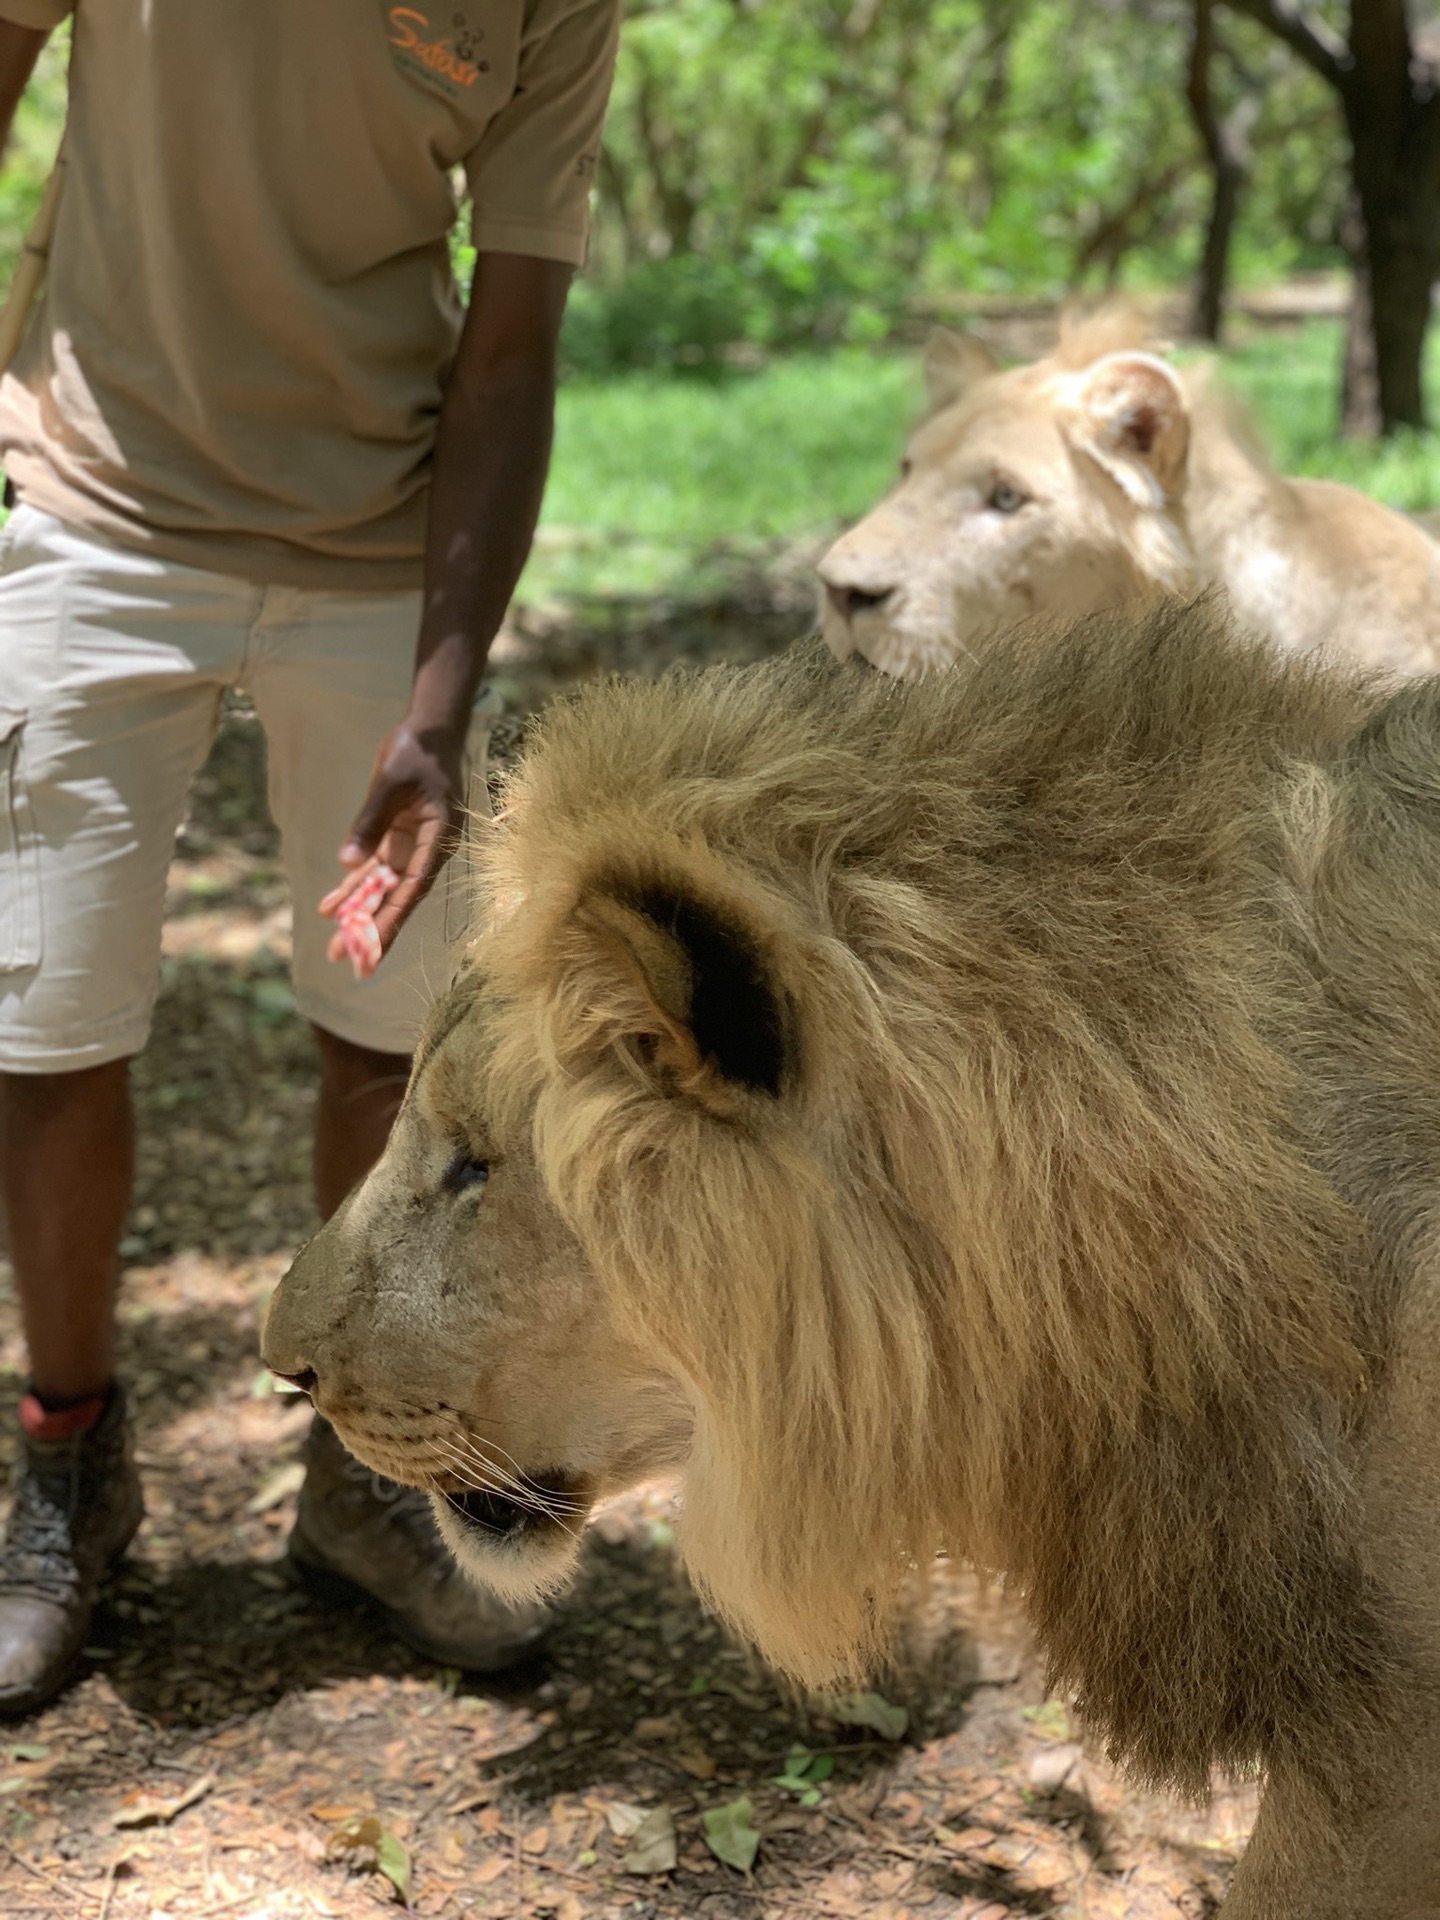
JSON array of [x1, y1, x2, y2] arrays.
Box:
[[0, 580, 1257, 1919]]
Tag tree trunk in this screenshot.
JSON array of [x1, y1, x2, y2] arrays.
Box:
[[1356, 224, 1436, 430], [1192, 151, 1243, 342], [1186, 0, 1255, 343], [1341, 100, 1440, 430], [1338, 0, 1440, 432], [1338, 194, 1382, 439]]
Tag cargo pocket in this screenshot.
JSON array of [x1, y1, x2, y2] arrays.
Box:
[[0, 706, 42, 971]]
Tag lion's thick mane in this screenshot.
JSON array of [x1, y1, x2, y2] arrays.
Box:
[[473, 605, 1423, 1795]]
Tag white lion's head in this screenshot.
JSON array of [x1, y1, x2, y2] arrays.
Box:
[[818, 316, 1197, 678]]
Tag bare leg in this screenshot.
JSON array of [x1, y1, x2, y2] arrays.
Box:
[[0, 1060, 133, 1402], [310, 1025, 411, 1220]]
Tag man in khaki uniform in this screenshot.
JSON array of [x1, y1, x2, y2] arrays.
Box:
[[0, 0, 620, 1713]]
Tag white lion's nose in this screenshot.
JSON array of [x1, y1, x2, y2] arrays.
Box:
[[824, 581, 895, 623]]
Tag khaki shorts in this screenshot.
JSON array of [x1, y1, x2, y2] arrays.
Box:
[[0, 504, 483, 1071]]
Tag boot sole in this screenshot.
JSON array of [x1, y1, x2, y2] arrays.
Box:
[[283, 1547, 549, 1675]]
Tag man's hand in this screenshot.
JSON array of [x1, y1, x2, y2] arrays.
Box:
[[320, 721, 466, 976]]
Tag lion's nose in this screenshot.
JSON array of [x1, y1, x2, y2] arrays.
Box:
[[270, 1366, 319, 1399], [825, 581, 894, 622]]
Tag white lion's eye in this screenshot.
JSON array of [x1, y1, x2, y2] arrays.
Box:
[[444, 1149, 490, 1195], [899, 456, 913, 479], [987, 480, 1027, 514]]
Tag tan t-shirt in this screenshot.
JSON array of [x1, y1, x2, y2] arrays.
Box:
[[0, 0, 620, 588]]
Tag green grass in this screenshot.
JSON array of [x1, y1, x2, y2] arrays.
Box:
[[523, 316, 1440, 605], [1211, 318, 1440, 512], [522, 351, 921, 603]]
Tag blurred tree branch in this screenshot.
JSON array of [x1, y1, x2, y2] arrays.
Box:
[[1223, 0, 1350, 90]]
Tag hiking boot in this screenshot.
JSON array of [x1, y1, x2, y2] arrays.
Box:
[[0, 1386, 144, 1717], [286, 1416, 549, 1673]]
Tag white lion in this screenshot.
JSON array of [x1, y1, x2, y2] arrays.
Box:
[[818, 311, 1440, 679]]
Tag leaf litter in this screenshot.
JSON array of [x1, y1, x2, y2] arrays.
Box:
[[0, 584, 1257, 1918]]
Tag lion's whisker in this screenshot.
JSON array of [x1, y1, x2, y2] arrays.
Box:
[[433, 1424, 591, 1514], [423, 1433, 590, 1525]]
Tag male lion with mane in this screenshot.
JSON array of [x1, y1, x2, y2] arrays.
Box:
[[267, 603, 1440, 1916], [818, 309, 1440, 680]]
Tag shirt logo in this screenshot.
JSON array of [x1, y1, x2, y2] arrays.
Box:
[[387, 7, 488, 98]]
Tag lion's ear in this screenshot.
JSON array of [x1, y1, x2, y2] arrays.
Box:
[[1062, 351, 1190, 508], [570, 882, 790, 1105], [923, 327, 998, 412]]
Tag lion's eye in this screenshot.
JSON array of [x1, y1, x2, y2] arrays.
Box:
[[898, 455, 913, 480], [444, 1149, 490, 1195], [987, 480, 1027, 514]]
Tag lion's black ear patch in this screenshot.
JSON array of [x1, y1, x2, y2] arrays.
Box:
[[626, 883, 788, 1097]]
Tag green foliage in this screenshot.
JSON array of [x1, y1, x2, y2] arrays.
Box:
[[0, 28, 67, 292], [770, 1742, 835, 1806], [566, 0, 1348, 372], [561, 255, 759, 376]]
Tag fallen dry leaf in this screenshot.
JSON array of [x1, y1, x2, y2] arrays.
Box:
[[523, 1825, 550, 1855], [621, 1805, 677, 1875], [245, 1459, 306, 1514], [113, 1771, 217, 1829], [449, 1782, 499, 1815], [632, 1715, 675, 1741], [703, 1796, 761, 1875], [604, 1801, 649, 1841], [822, 1691, 909, 1740], [1028, 1741, 1084, 1794]]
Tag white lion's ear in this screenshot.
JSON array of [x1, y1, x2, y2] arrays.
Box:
[[923, 327, 998, 412], [1062, 352, 1190, 508], [569, 881, 790, 1107]]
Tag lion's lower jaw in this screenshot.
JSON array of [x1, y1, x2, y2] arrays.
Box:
[[820, 606, 933, 680], [818, 608, 856, 663], [838, 611, 981, 681], [431, 1496, 583, 1606]]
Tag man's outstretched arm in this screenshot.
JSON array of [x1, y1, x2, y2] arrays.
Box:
[[323, 250, 574, 965]]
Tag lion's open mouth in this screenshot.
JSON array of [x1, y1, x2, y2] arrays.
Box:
[[443, 1473, 579, 1545]]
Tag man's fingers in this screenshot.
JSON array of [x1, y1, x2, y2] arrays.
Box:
[[322, 784, 461, 971], [319, 854, 386, 919], [370, 834, 448, 952]]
